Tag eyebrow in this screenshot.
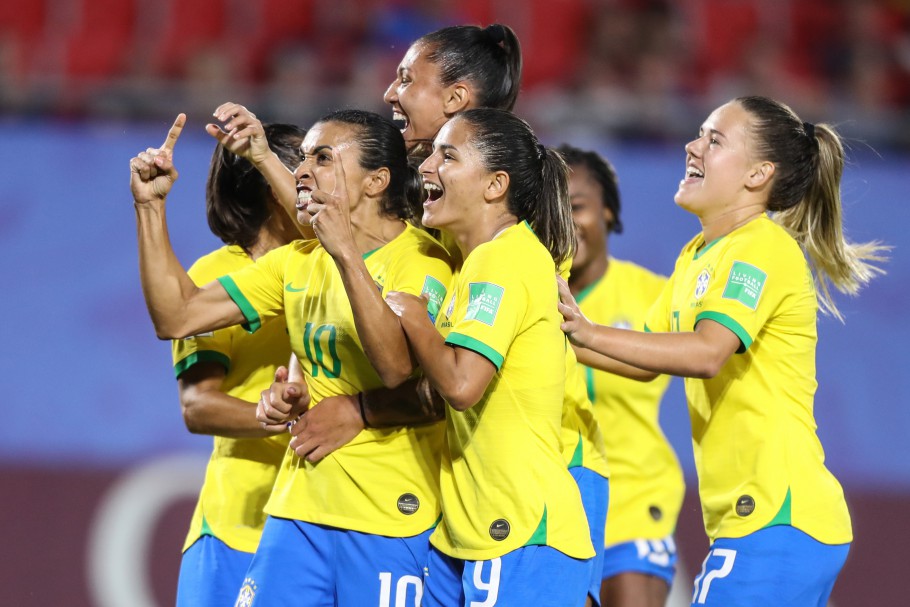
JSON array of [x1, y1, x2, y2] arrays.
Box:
[[701, 128, 726, 140], [435, 143, 457, 153], [302, 144, 333, 155]]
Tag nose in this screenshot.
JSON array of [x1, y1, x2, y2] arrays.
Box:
[[294, 158, 312, 182], [684, 136, 702, 159], [383, 79, 398, 105], [418, 151, 439, 176]]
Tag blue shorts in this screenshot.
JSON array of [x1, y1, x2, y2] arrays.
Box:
[[235, 516, 432, 607], [570, 466, 609, 607], [601, 535, 678, 586], [176, 534, 254, 607], [690, 526, 850, 606], [422, 543, 592, 607]]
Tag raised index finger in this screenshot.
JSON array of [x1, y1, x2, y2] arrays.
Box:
[[331, 148, 348, 204], [162, 113, 187, 151]]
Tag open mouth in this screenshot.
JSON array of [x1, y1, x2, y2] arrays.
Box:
[[424, 181, 443, 203], [296, 186, 312, 209], [685, 166, 704, 180], [392, 109, 408, 131]]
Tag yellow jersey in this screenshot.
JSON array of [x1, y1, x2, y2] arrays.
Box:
[[431, 222, 595, 561], [218, 224, 453, 537], [646, 215, 852, 544], [172, 245, 291, 554], [576, 257, 684, 545]]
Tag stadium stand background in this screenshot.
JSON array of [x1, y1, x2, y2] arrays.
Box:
[[1, 1, 907, 605]]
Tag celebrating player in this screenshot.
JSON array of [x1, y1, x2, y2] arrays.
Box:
[[387, 108, 595, 606], [130, 109, 453, 606], [558, 96, 887, 606]]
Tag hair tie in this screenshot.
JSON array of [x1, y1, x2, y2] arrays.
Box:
[[537, 143, 547, 161], [485, 24, 506, 45], [803, 121, 816, 141]]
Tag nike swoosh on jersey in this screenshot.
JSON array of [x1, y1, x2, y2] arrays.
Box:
[[285, 283, 308, 292]]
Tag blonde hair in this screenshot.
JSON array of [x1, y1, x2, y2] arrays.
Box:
[[737, 96, 888, 321]]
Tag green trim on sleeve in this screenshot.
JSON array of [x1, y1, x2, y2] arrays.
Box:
[[763, 488, 792, 528], [696, 310, 751, 352], [173, 350, 231, 378], [643, 324, 652, 333], [445, 332, 505, 370], [567, 432, 584, 468], [523, 506, 548, 546], [217, 275, 261, 333]]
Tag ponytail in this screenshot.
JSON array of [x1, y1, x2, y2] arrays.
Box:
[[736, 96, 888, 321], [458, 108, 575, 266]]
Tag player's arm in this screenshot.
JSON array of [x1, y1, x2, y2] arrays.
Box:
[[206, 102, 301, 233], [572, 345, 660, 382], [307, 150, 417, 387], [131, 114, 246, 339], [289, 377, 446, 462], [558, 277, 739, 379], [387, 292, 495, 411], [178, 362, 292, 438]]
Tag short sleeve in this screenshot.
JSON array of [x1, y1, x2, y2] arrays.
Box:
[[217, 245, 290, 333]]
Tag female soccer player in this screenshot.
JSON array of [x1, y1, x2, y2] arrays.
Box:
[[130, 109, 453, 606], [383, 23, 522, 158], [173, 123, 305, 607], [386, 108, 594, 606], [558, 144, 684, 607], [558, 96, 887, 606]]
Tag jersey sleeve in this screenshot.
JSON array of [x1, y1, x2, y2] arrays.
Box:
[[695, 243, 781, 351], [444, 246, 529, 370], [385, 240, 453, 324], [217, 245, 289, 333]]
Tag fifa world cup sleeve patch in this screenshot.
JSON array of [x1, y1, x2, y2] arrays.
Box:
[[465, 282, 505, 325], [421, 275, 448, 323], [722, 261, 767, 310]]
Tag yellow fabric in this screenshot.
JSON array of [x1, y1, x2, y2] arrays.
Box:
[[431, 222, 594, 560], [577, 257, 684, 546], [646, 215, 852, 543], [172, 245, 291, 554], [220, 224, 453, 536], [557, 261, 610, 478]]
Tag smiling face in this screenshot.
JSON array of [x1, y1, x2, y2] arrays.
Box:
[[383, 42, 453, 147], [293, 121, 364, 224], [568, 164, 612, 276], [418, 117, 492, 235], [674, 101, 760, 219]]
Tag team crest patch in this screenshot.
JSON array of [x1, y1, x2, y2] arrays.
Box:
[[722, 261, 766, 310], [465, 282, 504, 325], [694, 269, 710, 300], [489, 518, 511, 541], [235, 577, 257, 607], [421, 276, 447, 323]]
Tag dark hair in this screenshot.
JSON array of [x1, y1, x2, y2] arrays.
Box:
[[206, 123, 305, 250], [457, 108, 575, 266], [317, 109, 424, 222], [419, 24, 522, 112], [555, 144, 623, 234], [735, 95, 887, 319]]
